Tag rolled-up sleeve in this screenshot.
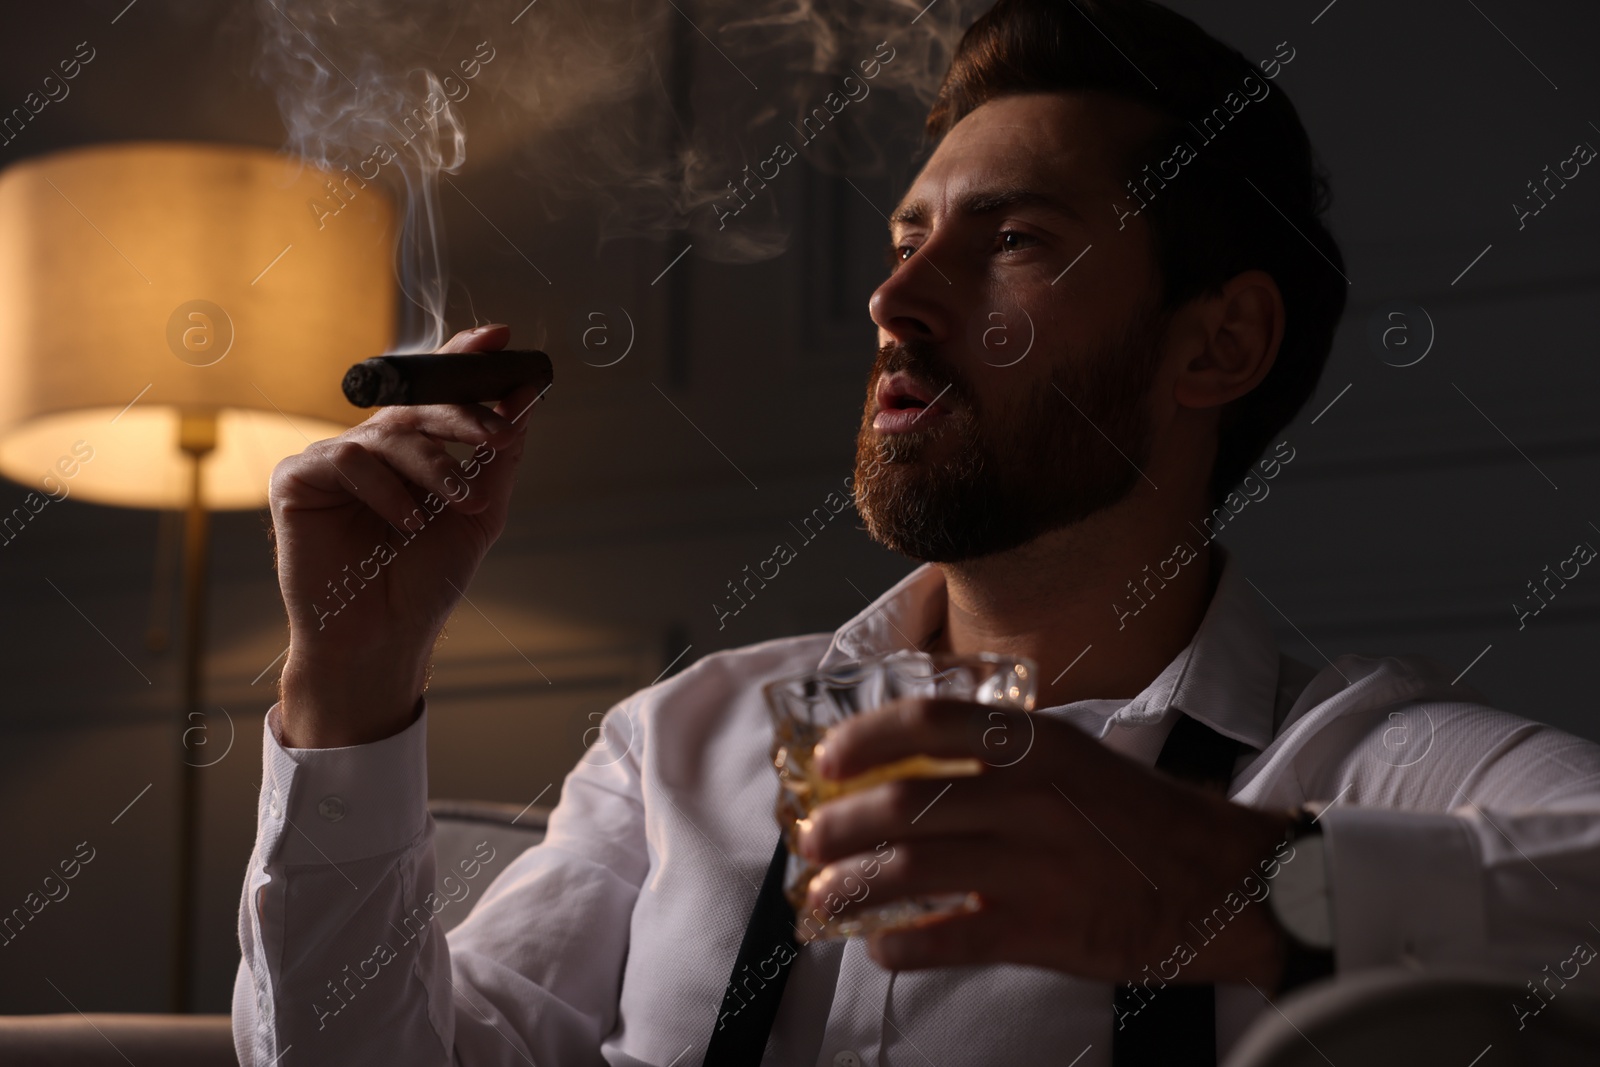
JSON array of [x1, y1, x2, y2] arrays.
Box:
[[232, 697, 648, 1066]]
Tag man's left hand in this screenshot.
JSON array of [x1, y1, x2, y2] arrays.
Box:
[[797, 697, 1295, 988]]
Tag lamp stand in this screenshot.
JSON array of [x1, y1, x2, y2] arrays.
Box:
[[171, 411, 217, 1012]]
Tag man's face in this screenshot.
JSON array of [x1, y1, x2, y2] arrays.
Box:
[[853, 92, 1172, 562]]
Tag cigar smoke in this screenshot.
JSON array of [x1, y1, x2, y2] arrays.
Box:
[[254, 0, 988, 353]]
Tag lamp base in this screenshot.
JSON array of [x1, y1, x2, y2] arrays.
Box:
[[171, 414, 215, 1013]]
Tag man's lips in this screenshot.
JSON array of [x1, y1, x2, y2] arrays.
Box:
[[873, 371, 954, 434]]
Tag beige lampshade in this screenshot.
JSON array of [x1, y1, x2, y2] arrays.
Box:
[[0, 141, 396, 510]]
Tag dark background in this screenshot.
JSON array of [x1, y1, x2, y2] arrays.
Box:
[[1, 0, 1597, 1015]]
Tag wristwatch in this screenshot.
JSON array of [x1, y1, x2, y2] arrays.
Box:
[[1267, 803, 1336, 993]]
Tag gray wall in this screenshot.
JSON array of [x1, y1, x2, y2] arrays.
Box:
[[0, 0, 1597, 1015]]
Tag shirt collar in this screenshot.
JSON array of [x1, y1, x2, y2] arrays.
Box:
[[817, 542, 1281, 753]]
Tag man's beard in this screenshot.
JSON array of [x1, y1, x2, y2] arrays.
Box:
[[851, 307, 1165, 563]]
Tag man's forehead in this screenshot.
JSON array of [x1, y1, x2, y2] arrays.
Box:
[[894, 94, 1150, 218], [895, 138, 1067, 223], [891, 164, 1055, 224]]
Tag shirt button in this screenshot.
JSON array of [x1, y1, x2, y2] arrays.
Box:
[[317, 795, 346, 822], [268, 788, 281, 817], [832, 1053, 862, 1067]]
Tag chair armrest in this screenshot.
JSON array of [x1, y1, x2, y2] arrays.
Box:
[[1225, 966, 1600, 1067], [427, 797, 550, 934], [0, 1013, 235, 1065]]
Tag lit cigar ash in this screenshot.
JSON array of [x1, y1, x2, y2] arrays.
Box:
[[342, 350, 554, 407]]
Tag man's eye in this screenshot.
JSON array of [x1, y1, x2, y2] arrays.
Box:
[[884, 243, 918, 268], [997, 231, 1038, 253]]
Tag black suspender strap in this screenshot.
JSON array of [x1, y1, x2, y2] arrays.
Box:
[[703, 712, 1246, 1067], [701, 836, 799, 1066], [1111, 714, 1247, 1067]]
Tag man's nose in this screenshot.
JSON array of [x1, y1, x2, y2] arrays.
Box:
[[868, 245, 954, 346]]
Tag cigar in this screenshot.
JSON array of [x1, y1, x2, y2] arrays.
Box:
[[342, 350, 554, 407]]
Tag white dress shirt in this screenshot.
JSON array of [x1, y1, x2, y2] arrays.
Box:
[[232, 545, 1600, 1066]]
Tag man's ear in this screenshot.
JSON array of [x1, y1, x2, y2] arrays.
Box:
[[1171, 270, 1284, 411]]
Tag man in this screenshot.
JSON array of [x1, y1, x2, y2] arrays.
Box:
[[233, 0, 1600, 1064]]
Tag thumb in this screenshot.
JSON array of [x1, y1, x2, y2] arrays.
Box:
[[437, 323, 510, 354]]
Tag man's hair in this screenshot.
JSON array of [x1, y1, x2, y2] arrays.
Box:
[[927, 0, 1346, 507]]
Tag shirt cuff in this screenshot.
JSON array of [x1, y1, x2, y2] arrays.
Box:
[[261, 700, 430, 866], [1321, 806, 1487, 970]]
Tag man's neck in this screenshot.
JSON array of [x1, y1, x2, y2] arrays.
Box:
[[930, 505, 1219, 710]]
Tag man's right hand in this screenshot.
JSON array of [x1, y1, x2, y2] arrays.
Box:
[[268, 324, 543, 748]]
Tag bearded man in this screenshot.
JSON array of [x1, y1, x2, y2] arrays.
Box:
[[233, 1, 1600, 1064]]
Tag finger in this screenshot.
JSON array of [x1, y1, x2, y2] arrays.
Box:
[[815, 697, 1037, 780], [803, 837, 1004, 926], [343, 424, 490, 516], [274, 437, 433, 533], [367, 401, 514, 446], [496, 380, 550, 428], [799, 774, 1026, 865], [454, 380, 541, 517], [866, 905, 1014, 971], [437, 322, 510, 354]]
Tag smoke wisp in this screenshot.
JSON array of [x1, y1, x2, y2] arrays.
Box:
[[254, 0, 989, 351]]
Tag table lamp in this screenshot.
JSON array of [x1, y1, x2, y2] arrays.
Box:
[[0, 141, 396, 1010]]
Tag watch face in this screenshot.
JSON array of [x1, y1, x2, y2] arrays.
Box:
[[1270, 833, 1333, 949]]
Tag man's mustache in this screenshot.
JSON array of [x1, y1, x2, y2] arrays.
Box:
[[870, 341, 974, 413]]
